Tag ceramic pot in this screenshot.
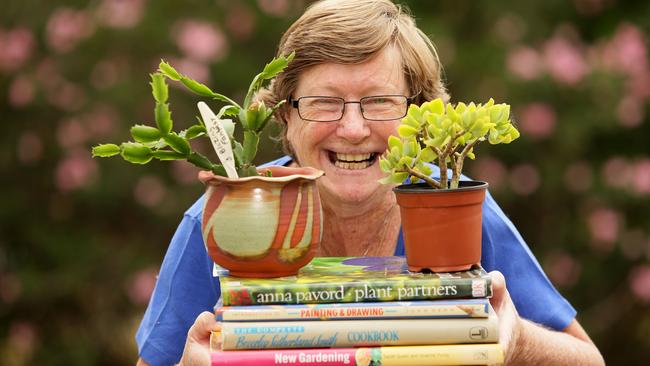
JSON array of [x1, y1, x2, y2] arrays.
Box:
[[199, 166, 324, 278], [394, 181, 488, 273]]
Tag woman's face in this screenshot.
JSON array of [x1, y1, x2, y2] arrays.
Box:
[[286, 46, 407, 207]]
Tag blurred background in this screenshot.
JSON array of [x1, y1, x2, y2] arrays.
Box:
[[1, 0, 649, 364]]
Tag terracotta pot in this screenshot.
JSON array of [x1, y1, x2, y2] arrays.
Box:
[[394, 181, 488, 273], [199, 166, 324, 278]]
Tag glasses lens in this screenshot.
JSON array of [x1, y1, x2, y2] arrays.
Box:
[[361, 96, 408, 120], [298, 97, 343, 122]]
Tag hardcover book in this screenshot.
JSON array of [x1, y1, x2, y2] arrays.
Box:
[[212, 305, 498, 350], [218, 256, 492, 306], [215, 298, 490, 322], [210, 343, 504, 366]]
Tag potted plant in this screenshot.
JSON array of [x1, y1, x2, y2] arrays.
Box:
[[379, 98, 520, 272], [92, 53, 324, 278]]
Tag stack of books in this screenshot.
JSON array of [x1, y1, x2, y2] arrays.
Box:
[[210, 256, 503, 365]]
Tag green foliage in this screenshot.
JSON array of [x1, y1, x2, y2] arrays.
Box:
[[91, 53, 295, 177], [380, 98, 520, 189]]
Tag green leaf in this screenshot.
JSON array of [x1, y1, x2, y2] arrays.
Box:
[[232, 141, 244, 166], [92, 144, 121, 157], [155, 103, 172, 135], [158, 60, 181, 81], [150, 73, 169, 103], [398, 124, 418, 138], [427, 98, 445, 115], [163, 133, 191, 155], [183, 125, 206, 140], [379, 157, 392, 173], [388, 135, 402, 150], [180, 77, 214, 97], [378, 172, 409, 185], [419, 147, 437, 162], [242, 131, 259, 163], [121, 143, 153, 164], [260, 52, 295, 80], [131, 125, 163, 143], [152, 150, 186, 161]]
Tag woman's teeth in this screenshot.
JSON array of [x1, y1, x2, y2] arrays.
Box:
[[333, 152, 375, 170]]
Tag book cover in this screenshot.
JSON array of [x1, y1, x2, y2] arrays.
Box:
[[213, 305, 498, 350], [218, 257, 492, 306], [215, 299, 490, 322], [210, 343, 504, 365]]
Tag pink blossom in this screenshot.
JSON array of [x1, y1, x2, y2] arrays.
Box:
[[629, 265, 650, 302], [616, 95, 645, 128], [493, 14, 527, 44], [55, 149, 98, 192], [91, 59, 123, 90], [126, 267, 157, 305], [587, 207, 621, 251], [564, 161, 592, 192], [601, 23, 648, 77], [468, 156, 507, 191], [8, 75, 35, 107], [227, 5, 256, 41], [543, 34, 589, 86], [545, 251, 581, 287], [506, 46, 543, 81], [9, 321, 37, 355], [46, 8, 95, 53], [83, 104, 119, 138], [134, 175, 166, 207], [173, 20, 228, 62], [631, 159, 650, 195], [171, 160, 201, 185], [257, 0, 290, 17], [517, 102, 556, 139], [0, 27, 35, 73], [96, 0, 146, 29], [17, 132, 43, 165], [57, 118, 88, 150], [46, 80, 87, 111], [509, 164, 540, 195], [601, 157, 631, 189]]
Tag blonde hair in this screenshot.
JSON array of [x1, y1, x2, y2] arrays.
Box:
[[259, 0, 449, 155]]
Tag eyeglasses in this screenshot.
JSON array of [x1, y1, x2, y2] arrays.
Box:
[[289, 95, 413, 122]]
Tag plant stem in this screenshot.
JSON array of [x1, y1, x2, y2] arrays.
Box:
[[451, 139, 480, 188], [406, 166, 441, 188]]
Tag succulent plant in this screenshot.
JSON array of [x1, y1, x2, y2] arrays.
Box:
[[379, 98, 520, 189]]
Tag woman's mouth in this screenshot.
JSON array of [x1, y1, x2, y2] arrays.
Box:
[[327, 151, 378, 170]]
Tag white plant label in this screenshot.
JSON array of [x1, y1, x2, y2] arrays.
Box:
[[197, 102, 239, 179]]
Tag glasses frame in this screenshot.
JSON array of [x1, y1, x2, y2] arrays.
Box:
[[289, 94, 414, 122]]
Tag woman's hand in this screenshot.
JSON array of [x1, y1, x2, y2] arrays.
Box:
[[178, 311, 220, 366], [488, 271, 522, 363]]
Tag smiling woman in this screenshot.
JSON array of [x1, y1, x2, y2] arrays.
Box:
[[135, 0, 604, 365]]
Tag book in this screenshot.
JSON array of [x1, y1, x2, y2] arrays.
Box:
[[215, 299, 490, 322], [218, 257, 492, 306], [210, 343, 504, 366], [212, 305, 498, 350]]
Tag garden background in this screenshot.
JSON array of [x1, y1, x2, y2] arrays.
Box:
[[1, 0, 649, 364]]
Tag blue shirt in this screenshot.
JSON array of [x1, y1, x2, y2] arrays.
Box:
[[136, 156, 576, 365]]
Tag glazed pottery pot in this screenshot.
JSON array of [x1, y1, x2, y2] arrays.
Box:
[[199, 166, 324, 278], [394, 181, 488, 273]]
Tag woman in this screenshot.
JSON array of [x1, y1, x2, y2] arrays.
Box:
[[137, 1, 604, 365]]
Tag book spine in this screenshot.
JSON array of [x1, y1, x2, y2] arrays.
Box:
[[221, 277, 491, 306], [215, 299, 490, 321], [211, 344, 504, 365], [216, 312, 498, 350]]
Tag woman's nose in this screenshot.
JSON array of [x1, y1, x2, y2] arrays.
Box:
[[336, 104, 371, 142]]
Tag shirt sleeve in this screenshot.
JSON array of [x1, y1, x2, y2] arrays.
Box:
[[480, 190, 576, 331], [135, 196, 220, 366]]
